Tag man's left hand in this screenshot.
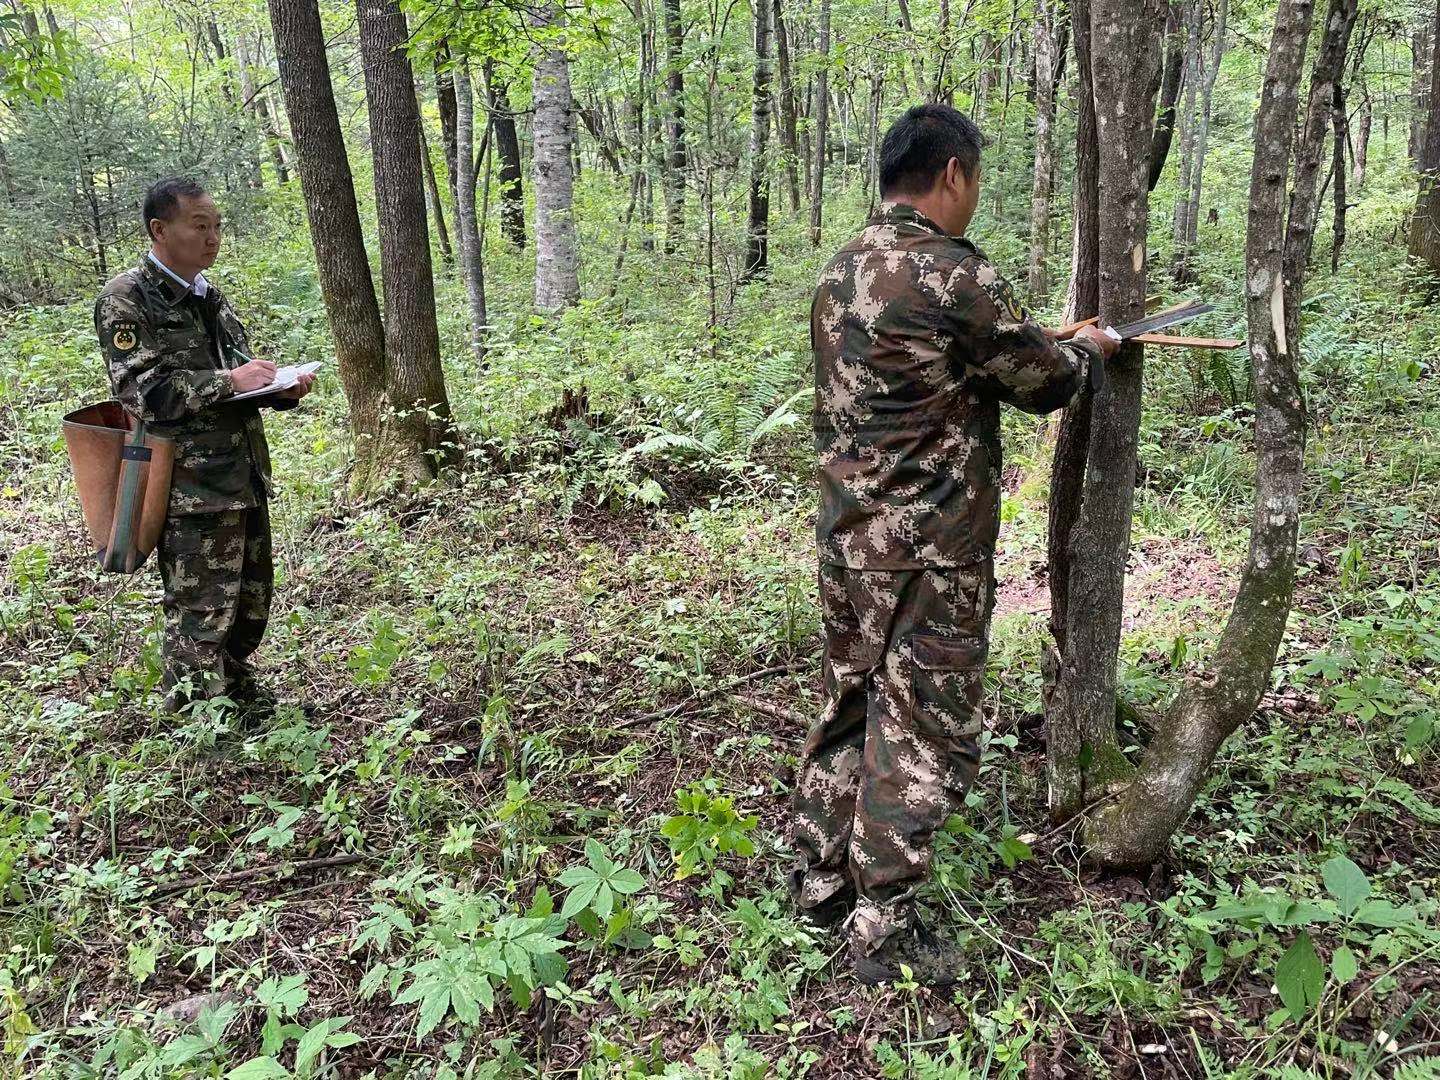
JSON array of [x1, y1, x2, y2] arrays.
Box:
[[276, 372, 316, 401]]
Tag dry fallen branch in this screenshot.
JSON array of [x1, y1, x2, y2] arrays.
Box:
[[147, 853, 366, 901]]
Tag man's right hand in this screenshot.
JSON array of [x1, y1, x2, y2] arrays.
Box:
[[1074, 324, 1122, 359], [230, 357, 277, 393]]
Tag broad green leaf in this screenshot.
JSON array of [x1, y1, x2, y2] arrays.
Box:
[[1353, 900, 1419, 928], [1276, 932, 1324, 1019], [1331, 945, 1359, 984], [560, 878, 600, 919], [226, 1058, 290, 1080], [1321, 855, 1371, 916]]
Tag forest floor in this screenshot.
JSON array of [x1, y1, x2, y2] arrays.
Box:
[[2, 218, 1439, 1078]]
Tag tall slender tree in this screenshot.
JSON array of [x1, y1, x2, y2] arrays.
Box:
[[356, 0, 455, 483], [453, 59, 487, 362], [661, 0, 687, 250], [743, 0, 773, 280], [266, 0, 389, 494], [1411, 0, 1440, 271], [485, 64, 526, 249], [532, 0, 581, 310], [809, 0, 830, 247], [773, 0, 801, 213], [1027, 0, 1059, 301]]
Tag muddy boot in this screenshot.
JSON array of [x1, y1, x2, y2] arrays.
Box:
[[851, 919, 963, 988]]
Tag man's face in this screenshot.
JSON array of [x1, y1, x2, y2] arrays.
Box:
[[151, 192, 222, 272]]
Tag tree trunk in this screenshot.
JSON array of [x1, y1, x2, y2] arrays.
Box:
[[1411, 0, 1440, 270], [1170, 0, 1201, 280], [1045, 0, 1166, 825], [485, 66, 527, 249], [661, 0, 687, 251], [1027, 0, 1059, 302], [1087, 0, 1317, 867], [1148, 0, 1187, 190], [434, 45, 459, 207], [454, 61, 488, 363], [1412, 18, 1432, 162], [532, 1, 582, 311], [1331, 78, 1348, 270], [1182, 0, 1227, 258], [356, 0, 455, 484], [1351, 79, 1371, 186], [743, 0, 773, 280], [1290, 0, 1359, 279], [417, 111, 454, 267], [232, 33, 267, 188], [266, 0, 389, 494], [810, 0, 831, 247], [773, 0, 801, 213], [1048, 0, 1102, 652]]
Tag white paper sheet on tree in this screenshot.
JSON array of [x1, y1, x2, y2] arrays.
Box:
[[229, 360, 323, 403]]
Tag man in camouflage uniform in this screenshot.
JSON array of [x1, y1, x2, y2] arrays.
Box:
[[789, 105, 1119, 985], [95, 177, 315, 713]]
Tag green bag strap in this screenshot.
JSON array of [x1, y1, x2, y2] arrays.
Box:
[[102, 417, 151, 574]]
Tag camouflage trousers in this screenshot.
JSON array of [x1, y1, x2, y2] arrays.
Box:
[[157, 502, 273, 709], [790, 561, 994, 954]]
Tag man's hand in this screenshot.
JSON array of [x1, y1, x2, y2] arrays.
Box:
[[1074, 323, 1122, 359], [275, 372, 316, 401], [230, 357, 277, 393]]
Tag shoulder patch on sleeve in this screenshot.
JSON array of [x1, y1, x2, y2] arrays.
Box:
[[112, 324, 138, 351], [960, 254, 1028, 323]]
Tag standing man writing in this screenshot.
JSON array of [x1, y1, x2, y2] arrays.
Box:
[[789, 105, 1118, 985], [94, 177, 316, 714]]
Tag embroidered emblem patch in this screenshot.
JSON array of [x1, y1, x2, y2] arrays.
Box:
[[112, 325, 138, 352]]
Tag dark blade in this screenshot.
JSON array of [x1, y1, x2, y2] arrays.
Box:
[[1113, 301, 1214, 339]]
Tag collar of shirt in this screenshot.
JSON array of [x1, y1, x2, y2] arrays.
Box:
[[871, 201, 952, 238], [147, 251, 210, 299]]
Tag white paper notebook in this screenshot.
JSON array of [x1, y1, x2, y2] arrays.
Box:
[[230, 360, 323, 402]]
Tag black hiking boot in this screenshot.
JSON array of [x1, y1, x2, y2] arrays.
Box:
[[796, 888, 855, 930], [851, 920, 963, 988]]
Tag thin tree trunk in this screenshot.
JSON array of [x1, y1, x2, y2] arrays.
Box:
[[1171, 0, 1201, 280], [1331, 77, 1348, 270], [485, 66, 527, 249], [1351, 79, 1371, 186], [417, 112, 454, 267], [232, 33, 267, 188], [266, 0, 389, 494], [1048, 0, 1101, 653], [661, 0, 687, 251], [743, 0, 773, 280], [809, 0, 831, 247], [1412, 18, 1432, 162], [1183, 0, 1227, 254], [454, 61, 487, 362], [435, 45, 459, 208], [1087, 0, 1316, 867], [532, 0, 581, 311], [1291, 0, 1359, 278], [1028, 0, 1058, 301], [1148, 0, 1187, 190], [1046, 0, 1166, 824], [774, 0, 801, 213], [1412, 0, 1440, 270], [356, 0, 455, 484]]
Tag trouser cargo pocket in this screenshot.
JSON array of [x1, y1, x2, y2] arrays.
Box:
[[911, 633, 987, 740]]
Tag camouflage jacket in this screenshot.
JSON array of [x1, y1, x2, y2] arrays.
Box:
[[813, 202, 1102, 570], [96, 257, 289, 516]]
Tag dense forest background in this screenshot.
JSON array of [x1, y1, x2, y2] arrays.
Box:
[[0, 0, 1438, 1075]]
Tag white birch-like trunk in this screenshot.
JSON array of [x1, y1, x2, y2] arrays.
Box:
[[532, 2, 581, 312], [453, 60, 487, 362]]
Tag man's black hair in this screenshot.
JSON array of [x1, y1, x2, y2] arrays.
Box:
[[878, 105, 986, 197], [142, 177, 209, 239]]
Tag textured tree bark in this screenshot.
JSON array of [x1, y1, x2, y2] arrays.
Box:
[[434, 45, 459, 207], [1148, 0, 1187, 191], [1181, 0, 1227, 260], [1170, 0, 1200, 280], [1351, 79, 1371, 186], [1027, 0, 1058, 302], [485, 66, 527, 250], [1087, 0, 1316, 867], [1046, 0, 1165, 825], [267, 0, 389, 495], [809, 0, 831, 248], [661, 0, 687, 251], [1290, 0, 1359, 282], [230, 33, 266, 189], [1412, 18, 1433, 162], [773, 0, 801, 213], [416, 112, 453, 267], [356, 0, 455, 485], [1331, 78, 1348, 271], [1411, 0, 1440, 271], [1047, 0, 1101, 653], [743, 0, 773, 280], [454, 61, 487, 363], [532, 1, 581, 311]]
